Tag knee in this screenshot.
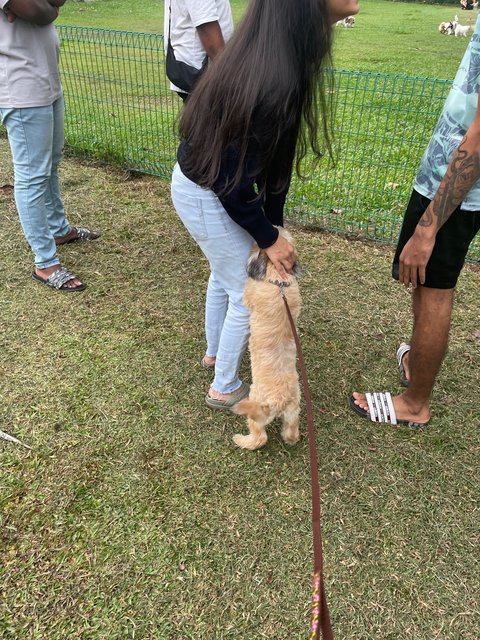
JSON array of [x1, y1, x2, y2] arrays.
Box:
[[229, 298, 249, 319], [14, 171, 50, 190], [51, 146, 64, 169]]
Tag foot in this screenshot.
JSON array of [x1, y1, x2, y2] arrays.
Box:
[[397, 342, 411, 385], [351, 391, 430, 425], [205, 383, 250, 412], [34, 265, 83, 290], [207, 384, 245, 402], [55, 228, 77, 245], [55, 227, 100, 245], [201, 355, 216, 368], [401, 352, 410, 383]]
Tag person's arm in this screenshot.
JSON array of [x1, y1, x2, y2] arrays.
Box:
[[262, 133, 296, 228], [399, 94, 480, 288], [196, 20, 225, 59], [218, 174, 295, 278], [3, 0, 59, 24], [214, 144, 296, 279], [184, 0, 226, 60]]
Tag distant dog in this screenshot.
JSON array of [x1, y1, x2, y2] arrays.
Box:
[[336, 16, 355, 27], [233, 227, 302, 450], [455, 23, 471, 36], [439, 20, 457, 35]]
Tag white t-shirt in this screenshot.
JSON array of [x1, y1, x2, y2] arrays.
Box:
[[0, 2, 62, 108], [164, 0, 234, 92]]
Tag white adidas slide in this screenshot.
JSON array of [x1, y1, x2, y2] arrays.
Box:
[[349, 391, 429, 427], [396, 342, 411, 387]]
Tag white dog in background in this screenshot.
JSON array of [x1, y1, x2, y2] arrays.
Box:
[[455, 23, 472, 37], [336, 16, 355, 27], [438, 21, 454, 35], [439, 14, 474, 37], [439, 17, 458, 35]]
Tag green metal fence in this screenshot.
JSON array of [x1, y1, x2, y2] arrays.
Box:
[[54, 26, 478, 261]]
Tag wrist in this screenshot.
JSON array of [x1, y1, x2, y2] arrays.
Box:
[[257, 226, 279, 250], [416, 205, 438, 238], [414, 223, 436, 241]]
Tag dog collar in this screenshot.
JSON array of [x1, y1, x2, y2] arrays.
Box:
[[267, 278, 291, 288]]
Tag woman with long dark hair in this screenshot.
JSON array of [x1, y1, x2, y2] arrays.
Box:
[[172, 0, 360, 410]]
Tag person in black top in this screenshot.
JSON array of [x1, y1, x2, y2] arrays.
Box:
[[171, 0, 360, 410]]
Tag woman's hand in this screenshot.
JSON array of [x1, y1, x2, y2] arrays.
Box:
[[264, 234, 296, 280]]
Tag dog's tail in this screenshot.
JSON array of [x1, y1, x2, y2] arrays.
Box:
[[232, 398, 270, 422]]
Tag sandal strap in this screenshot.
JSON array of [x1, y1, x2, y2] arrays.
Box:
[[365, 392, 397, 425], [47, 266, 76, 289], [396, 342, 411, 367], [75, 227, 95, 241]]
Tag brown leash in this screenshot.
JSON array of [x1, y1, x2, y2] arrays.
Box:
[[280, 286, 334, 640]]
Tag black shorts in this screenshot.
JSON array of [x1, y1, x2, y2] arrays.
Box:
[[392, 189, 480, 289]]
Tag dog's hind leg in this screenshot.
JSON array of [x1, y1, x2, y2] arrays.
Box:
[[233, 415, 271, 450], [280, 402, 300, 446]]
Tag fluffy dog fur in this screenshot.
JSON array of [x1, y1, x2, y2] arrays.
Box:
[[439, 19, 458, 35], [336, 16, 355, 27], [455, 23, 471, 37], [438, 15, 474, 36], [233, 227, 302, 450]]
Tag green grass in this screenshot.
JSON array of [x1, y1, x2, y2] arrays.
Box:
[[1, 139, 480, 639], [331, 0, 476, 78], [56, 0, 247, 35], [52, 20, 480, 260], [57, 0, 475, 79], [51, 0, 480, 261], [2, 9, 480, 633]]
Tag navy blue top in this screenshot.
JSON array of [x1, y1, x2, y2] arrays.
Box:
[[177, 123, 293, 249]]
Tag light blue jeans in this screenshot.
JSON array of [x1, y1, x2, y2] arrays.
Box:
[[171, 163, 253, 394], [0, 96, 70, 269]]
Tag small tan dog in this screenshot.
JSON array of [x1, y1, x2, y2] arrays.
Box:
[[233, 227, 302, 450]]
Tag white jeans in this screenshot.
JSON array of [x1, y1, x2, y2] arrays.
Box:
[[171, 163, 252, 394]]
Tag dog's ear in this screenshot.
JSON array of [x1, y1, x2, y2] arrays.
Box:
[[292, 260, 303, 280], [247, 249, 268, 280]]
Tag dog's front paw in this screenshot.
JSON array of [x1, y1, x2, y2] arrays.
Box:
[[233, 433, 267, 450]]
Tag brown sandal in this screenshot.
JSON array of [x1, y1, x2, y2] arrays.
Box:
[[56, 227, 100, 245]]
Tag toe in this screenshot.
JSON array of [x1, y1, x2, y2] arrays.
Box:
[[65, 278, 82, 288], [352, 392, 368, 410]]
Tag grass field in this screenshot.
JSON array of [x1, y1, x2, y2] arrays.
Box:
[[1, 2, 480, 638], [1, 141, 479, 639], [56, 0, 476, 78], [56, 1, 251, 35]]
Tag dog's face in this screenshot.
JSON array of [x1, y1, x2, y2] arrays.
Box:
[[246, 226, 302, 282]]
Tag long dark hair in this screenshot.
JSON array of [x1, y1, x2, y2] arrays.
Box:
[[179, 0, 334, 195]]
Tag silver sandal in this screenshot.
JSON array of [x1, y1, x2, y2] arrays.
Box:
[[32, 266, 86, 292]]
